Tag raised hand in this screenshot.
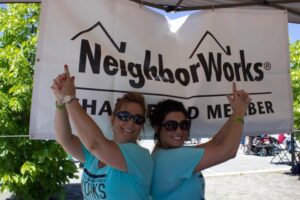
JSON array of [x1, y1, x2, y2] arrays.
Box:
[[51, 64, 76, 102], [226, 82, 251, 115]]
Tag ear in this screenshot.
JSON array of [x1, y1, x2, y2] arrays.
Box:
[[154, 125, 161, 133], [154, 126, 158, 132]]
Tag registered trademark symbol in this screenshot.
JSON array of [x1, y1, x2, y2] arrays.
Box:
[[264, 62, 271, 70]]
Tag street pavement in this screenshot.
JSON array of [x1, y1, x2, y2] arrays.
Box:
[[205, 171, 300, 200], [203, 148, 300, 200], [202, 147, 291, 176], [1, 147, 299, 200]]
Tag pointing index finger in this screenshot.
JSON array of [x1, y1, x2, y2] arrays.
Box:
[[64, 64, 70, 78], [233, 81, 237, 95]]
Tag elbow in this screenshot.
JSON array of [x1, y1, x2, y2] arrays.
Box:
[[228, 149, 238, 159], [56, 139, 65, 147], [222, 147, 238, 160], [229, 151, 237, 159], [220, 143, 239, 160]]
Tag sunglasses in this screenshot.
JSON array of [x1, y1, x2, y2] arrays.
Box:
[[161, 120, 191, 132], [115, 111, 145, 125]]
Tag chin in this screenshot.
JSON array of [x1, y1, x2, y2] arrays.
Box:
[[168, 142, 184, 148], [121, 137, 137, 144]]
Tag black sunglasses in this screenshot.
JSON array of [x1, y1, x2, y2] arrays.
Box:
[[161, 120, 191, 132], [115, 111, 145, 125]]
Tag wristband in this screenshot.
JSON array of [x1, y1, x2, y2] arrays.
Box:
[[62, 95, 79, 104], [234, 117, 244, 124], [55, 101, 65, 110]]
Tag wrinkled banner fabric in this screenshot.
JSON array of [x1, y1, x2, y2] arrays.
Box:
[[30, 0, 293, 139]]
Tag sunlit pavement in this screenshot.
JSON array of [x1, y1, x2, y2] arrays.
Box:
[[202, 148, 291, 177]]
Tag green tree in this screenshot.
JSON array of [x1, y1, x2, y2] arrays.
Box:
[[0, 4, 78, 200], [290, 40, 300, 140]]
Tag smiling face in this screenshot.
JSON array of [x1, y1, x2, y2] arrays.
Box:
[[111, 102, 144, 143], [159, 111, 190, 148]]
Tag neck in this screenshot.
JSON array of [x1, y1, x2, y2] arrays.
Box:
[[113, 138, 137, 144]]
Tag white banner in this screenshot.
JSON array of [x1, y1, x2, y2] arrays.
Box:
[[30, 0, 294, 140]]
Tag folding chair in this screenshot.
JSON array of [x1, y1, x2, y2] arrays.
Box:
[[270, 143, 291, 165]]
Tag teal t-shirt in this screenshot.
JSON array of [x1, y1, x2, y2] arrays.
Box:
[[81, 143, 153, 200], [151, 147, 205, 200]]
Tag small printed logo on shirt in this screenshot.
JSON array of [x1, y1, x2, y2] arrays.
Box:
[[82, 179, 106, 199], [82, 168, 107, 199]]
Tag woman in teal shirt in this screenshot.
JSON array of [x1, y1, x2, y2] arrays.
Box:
[[52, 65, 153, 200], [149, 82, 250, 200]]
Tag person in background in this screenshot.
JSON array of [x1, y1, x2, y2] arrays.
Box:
[[240, 136, 246, 152], [297, 153, 300, 179], [149, 82, 250, 200], [283, 133, 292, 152], [52, 65, 153, 200], [277, 133, 286, 144]]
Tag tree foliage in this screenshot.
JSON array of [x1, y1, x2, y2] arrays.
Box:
[[0, 4, 77, 200], [290, 40, 300, 140], [0, 4, 37, 134]]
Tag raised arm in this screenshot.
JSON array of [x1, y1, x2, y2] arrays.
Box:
[[52, 73, 85, 162], [52, 65, 126, 171], [195, 82, 251, 171]]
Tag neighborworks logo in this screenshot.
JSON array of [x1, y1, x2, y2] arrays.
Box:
[[71, 21, 271, 89]]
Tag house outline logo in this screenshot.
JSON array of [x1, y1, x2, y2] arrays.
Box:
[[189, 31, 231, 59], [71, 21, 127, 54]]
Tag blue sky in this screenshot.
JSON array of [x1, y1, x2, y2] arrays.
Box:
[[0, 3, 300, 42], [154, 8, 300, 43], [288, 23, 300, 43]]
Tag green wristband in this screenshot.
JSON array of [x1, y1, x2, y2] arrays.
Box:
[[235, 117, 244, 124], [55, 101, 65, 110]]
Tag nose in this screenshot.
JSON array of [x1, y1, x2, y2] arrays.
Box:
[[127, 118, 135, 126], [173, 126, 185, 134]]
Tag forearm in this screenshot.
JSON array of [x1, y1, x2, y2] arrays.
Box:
[[211, 115, 235, 145], [55, 103, 86, 162], [220, 111, 245, 157], [55, 105, 73, 146]]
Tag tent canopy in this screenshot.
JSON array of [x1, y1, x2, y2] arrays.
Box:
[[2, 0, 300, 23]]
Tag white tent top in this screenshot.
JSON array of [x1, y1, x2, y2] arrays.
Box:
[[1, 0, 300, 23]]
